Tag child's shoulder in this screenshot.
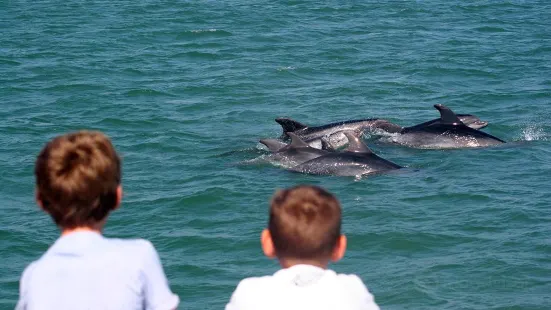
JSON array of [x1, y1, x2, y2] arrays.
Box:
[[232, 268, 369, 290], [102, 237, 162, 262], [28, 236, 159, 270], [226, 273, 276, 308], [104, 237, 157, 252], [231, 273, 276, 295], [333, 271, 378, 307], [236, 274, 274, 287], [227, 270, 379, 310], [19, 260, 39, 285]]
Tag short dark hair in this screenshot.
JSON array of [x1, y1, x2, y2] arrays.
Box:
[[269, 185, 342, 260], [34, 131, 121, 229]]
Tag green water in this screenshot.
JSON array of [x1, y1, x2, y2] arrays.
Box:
[[1, 1, 550, 309]]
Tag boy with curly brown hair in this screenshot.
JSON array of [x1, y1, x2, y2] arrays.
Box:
[[16, 130, 179, 310]]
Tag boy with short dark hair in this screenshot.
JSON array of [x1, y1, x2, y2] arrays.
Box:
[[16, 130, 179, 310], [225, 185, 380, 310]]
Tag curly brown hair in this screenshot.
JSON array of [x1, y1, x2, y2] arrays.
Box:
[[34, 131, 121, 229], [269, 185, 342, 260]]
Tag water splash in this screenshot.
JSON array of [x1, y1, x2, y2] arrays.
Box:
[[277, 66, 296, 71], [521, 125, 547, 141], [190, 29, 218, 33], [255, 142, 269, 151], [368, 128, 399, 138]]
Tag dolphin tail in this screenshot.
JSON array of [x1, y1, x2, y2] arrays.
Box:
[[275, 118, 308, 138]]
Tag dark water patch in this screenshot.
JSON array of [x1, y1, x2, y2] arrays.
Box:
[[173, 42, 225, 49], [423, 66, 499, 79], [456, 2, 534, 12], [524, 45, 551, 56], [44, 83, 107, 92], [95, 117, 168, 129], [170, 51, 223, 60], [125, 88, 175, 97], [369, 231, 479, 254], [0, 58, 21, 66], [474, 26, 509, 33], [309, 4, 366, 13]]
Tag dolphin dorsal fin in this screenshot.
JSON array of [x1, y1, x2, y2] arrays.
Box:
[[343, 131, 373, 154], [275, 118, 308, 133], [259, 139, 287, 152], [287, 132, 310, 148], [434, 104, 462, 125]]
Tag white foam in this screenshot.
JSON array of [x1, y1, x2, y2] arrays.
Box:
[[190, 29, 218, 33], [277, 66, 296, 71], [521, 125, 546, 141], [255, 143, 269, 151]]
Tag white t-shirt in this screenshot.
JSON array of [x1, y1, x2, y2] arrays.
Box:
[[225, 264, 380, 310], [16, 231, 179, 310]]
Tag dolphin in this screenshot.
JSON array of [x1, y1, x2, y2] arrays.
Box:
[[276, 109, 489, 150], [259, 132, 329, 167], [276, 118, 394, 150], [380, 104, 505, 149], [290, 132, 403, 177], [372, 112, 488, 134]]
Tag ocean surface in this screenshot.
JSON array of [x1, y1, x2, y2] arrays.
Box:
[[1, 1, 550, 309]]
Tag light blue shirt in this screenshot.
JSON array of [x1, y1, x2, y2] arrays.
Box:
[[16, 231, 179, 310]]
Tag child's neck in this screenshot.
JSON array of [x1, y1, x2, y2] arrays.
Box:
[[61, 222, 105, 236], [279, 257, 329, 269]]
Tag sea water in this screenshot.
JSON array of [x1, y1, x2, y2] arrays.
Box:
[[1, 1, 550, 309]]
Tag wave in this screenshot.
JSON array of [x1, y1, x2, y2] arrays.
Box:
[[176, 29, 232, 39]]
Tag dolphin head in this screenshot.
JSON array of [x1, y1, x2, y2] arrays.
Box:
[[456, 114, 488, 130]]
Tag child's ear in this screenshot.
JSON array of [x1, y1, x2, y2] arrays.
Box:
[[261, 229, 276, 259], [331, 234, 347, 262], [35, 189, 45, 210], [113, 185, 123, 210]]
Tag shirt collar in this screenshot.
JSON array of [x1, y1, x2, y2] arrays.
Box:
[[47, 230, 104, 256], [274, 264, 329, 287]]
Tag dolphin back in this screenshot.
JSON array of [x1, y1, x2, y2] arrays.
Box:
[[459, 126, 507, 143], [291, 152, 402, 176]]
